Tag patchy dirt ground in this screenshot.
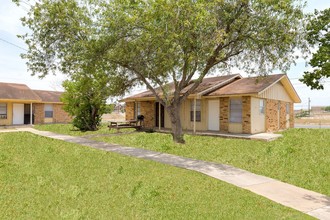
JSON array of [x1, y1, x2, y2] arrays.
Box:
[[295, 113, 330, 125]]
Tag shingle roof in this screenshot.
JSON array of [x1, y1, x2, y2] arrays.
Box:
[[33, 90, 63, 103], [0, 82, 64, 103], [207, 74, 285, 96], [0, 82, 41, 101], [181, 75, 241, 94], [126, 74, 241, 99]]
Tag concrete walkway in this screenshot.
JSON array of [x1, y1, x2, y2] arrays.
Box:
[[10, 128, 330, 219]]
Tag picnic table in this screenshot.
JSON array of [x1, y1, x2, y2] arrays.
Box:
[[108, 120, 142, 132]]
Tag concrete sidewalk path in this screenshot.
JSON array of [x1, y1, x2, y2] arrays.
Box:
[[18, 128, 330, 219]]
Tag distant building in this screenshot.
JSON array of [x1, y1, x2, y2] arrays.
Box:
[[0, 82, 71, 126]]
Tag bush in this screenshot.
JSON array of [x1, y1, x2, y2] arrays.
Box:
[[295, 110, 310, 118]]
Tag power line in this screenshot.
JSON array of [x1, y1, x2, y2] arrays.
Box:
[[0, 37, 28, 52]]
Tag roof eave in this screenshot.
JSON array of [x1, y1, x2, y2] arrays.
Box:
[[258, 75, 301, 103], [121, 97, 156, 102], [280, 77, 301, 103], [41, 101, 63, 104], [0, 98, 42, 102]]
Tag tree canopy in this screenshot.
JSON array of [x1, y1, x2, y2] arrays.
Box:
[[300, 8, 330, 90], [14, 0, 134, 130], [15, 0, 306, 143]]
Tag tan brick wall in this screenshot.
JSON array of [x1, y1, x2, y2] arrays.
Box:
[[34, 103, 44, 124], [220, 97, 229, 132], [265, 99, 279, 132], [125, 101, 155, 128], [53, 104, 71, 123], [290, 103, 294, 128], [125, 102, 135, 121], [140, 101, 155, 128], [242, 96, 251, 134], [33, 103, 71, 124], [279, 101, 287, 130], [266, 100, 294, 132]]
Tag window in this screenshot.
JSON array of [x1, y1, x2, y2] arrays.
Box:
[[230, 98, 242, 123], [44, 104, 53, 118], [259, 99, 265, 114], [134, 102, 141, 118], [190, 100, 201, 122], [0, 103, 7, 119], [286, 103, 290, 114]]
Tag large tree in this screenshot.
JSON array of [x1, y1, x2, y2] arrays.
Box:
[[96, 0, 306, 143], [16, 0, 306, 143], [14, 0, 133, 130], [300, 8, 330, 90]]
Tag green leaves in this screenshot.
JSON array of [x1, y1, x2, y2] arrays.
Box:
[[300, 8, 330, 90], [61, 70, 130, 131], [16, 0, 306, 141], [17, 0, 306, 93]]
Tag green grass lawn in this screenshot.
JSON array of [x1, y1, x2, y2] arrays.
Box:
[[35, 124, 330, 197], [0, 132, 310, 219]]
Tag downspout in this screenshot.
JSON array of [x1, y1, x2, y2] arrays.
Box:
[[193, 98, 196, 134]]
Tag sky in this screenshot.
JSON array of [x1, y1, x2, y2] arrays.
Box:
[[1, 0, 330, 109]]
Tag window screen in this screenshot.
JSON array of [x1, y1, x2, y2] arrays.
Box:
[[44, 104, 53, 118], [259, 99, 265, 114], [190, 100, 201, 122], [0, 103, 7, 119], [134, 102, 141, 119], [230, 99, 242, 123], [286, 103, 290, 114]]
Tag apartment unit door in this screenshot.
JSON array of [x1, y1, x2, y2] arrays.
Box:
[[13, 103, 24, 125], [208, 100, 220, 131]]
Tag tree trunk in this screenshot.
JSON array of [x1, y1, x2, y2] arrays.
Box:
[[167, 101, 185, 144], [90, 106, 98, 131]]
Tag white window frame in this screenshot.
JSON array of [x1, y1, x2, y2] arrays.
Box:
[[44, 104, 53, 118], [134, 102, 141, 119], [259, 99, 265, 114], [190, 100, 201, 122], [286, 103, 290, 115], [230, 98, 242, 123], [0, 103, 7, 119]]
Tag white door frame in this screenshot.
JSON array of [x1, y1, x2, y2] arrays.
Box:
[[12, 103, 25, 125], [208, 99, 220, 131]]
